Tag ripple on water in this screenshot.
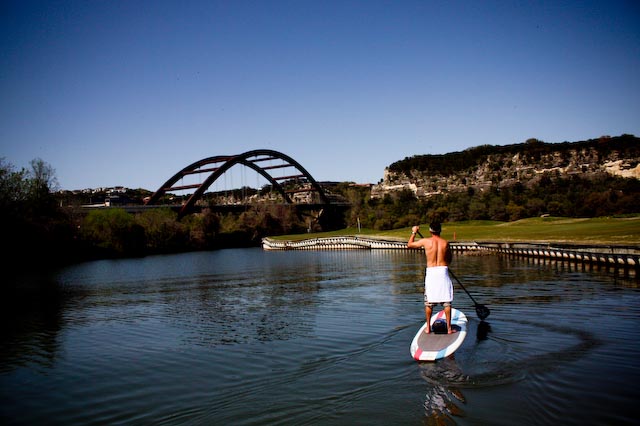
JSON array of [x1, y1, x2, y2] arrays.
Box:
[[415, 308, 600, 389]]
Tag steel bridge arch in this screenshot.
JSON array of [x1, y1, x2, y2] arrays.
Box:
[[145, 149, 330, 218]]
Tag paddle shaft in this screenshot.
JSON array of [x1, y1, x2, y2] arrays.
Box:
[[448, 269, 479, 305]]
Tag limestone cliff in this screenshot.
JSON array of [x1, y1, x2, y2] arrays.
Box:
[[371, 135, 639, 199]]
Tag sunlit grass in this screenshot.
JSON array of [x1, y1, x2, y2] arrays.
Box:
[[272, 215, 640, 245]]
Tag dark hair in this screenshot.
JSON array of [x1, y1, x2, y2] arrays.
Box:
[[429, 222, 441, 234]]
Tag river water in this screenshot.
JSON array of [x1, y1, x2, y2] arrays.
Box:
[[1, 248, 638, 425]]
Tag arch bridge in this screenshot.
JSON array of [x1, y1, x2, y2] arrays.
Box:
[[145, 149, 333, 218]]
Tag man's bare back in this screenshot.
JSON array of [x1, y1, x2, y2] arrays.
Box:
[[407, 226, 452, 267], [423, 235, 451, 267]]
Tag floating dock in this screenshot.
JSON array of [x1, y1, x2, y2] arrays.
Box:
[[262, 236, 639, 269]]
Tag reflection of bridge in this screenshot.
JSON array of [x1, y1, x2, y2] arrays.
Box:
[[145, 149, 335, 218]]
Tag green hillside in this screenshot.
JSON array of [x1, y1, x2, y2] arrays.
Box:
[[274, 216, 640, 246]]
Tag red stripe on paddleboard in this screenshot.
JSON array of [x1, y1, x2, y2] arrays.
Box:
[[414, 347, 423, 360]]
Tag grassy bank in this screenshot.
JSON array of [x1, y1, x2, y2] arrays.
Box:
[[272, 216, 640, 246]]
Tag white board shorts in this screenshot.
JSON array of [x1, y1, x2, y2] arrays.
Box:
[[424, 266, 453, 306]]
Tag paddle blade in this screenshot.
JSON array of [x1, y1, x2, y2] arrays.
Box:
[[476, 304, 490, 320]]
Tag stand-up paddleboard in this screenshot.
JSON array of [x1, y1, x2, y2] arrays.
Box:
[[410, 308, 468, 361]]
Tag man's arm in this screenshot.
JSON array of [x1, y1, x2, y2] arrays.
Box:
[[407, 225, 423, 249]]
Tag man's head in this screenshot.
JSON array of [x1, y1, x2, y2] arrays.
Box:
[[429, 222, 441, 235]]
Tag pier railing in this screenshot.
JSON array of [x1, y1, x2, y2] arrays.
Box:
[[262, 236, 639, 268]]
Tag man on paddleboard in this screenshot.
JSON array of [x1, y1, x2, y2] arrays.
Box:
[[407, 222, 456, 334]]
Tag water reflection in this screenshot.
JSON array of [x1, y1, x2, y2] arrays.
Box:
[[0, 273, 67, 373], [475, 321, 491, 341], [420, 357, 468, 424]]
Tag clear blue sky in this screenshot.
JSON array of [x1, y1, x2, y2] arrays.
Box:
[[1, 0, 639, 191]]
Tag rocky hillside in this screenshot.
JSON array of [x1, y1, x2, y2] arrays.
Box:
[[371, 134, 640, 199]]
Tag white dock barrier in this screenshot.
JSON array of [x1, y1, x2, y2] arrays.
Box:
[[262, 237, 639, 268]]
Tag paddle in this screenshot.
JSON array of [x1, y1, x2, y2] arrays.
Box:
[[416, 230, 491, 320], [448, 270, 491, 320]]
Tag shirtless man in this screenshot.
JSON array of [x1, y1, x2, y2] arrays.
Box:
[[407, 222, 455, 334]]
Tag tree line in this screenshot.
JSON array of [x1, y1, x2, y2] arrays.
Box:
[[388, 134, 639, 176], [2, 147, 639, 268], [2, 157, 319, 266]]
